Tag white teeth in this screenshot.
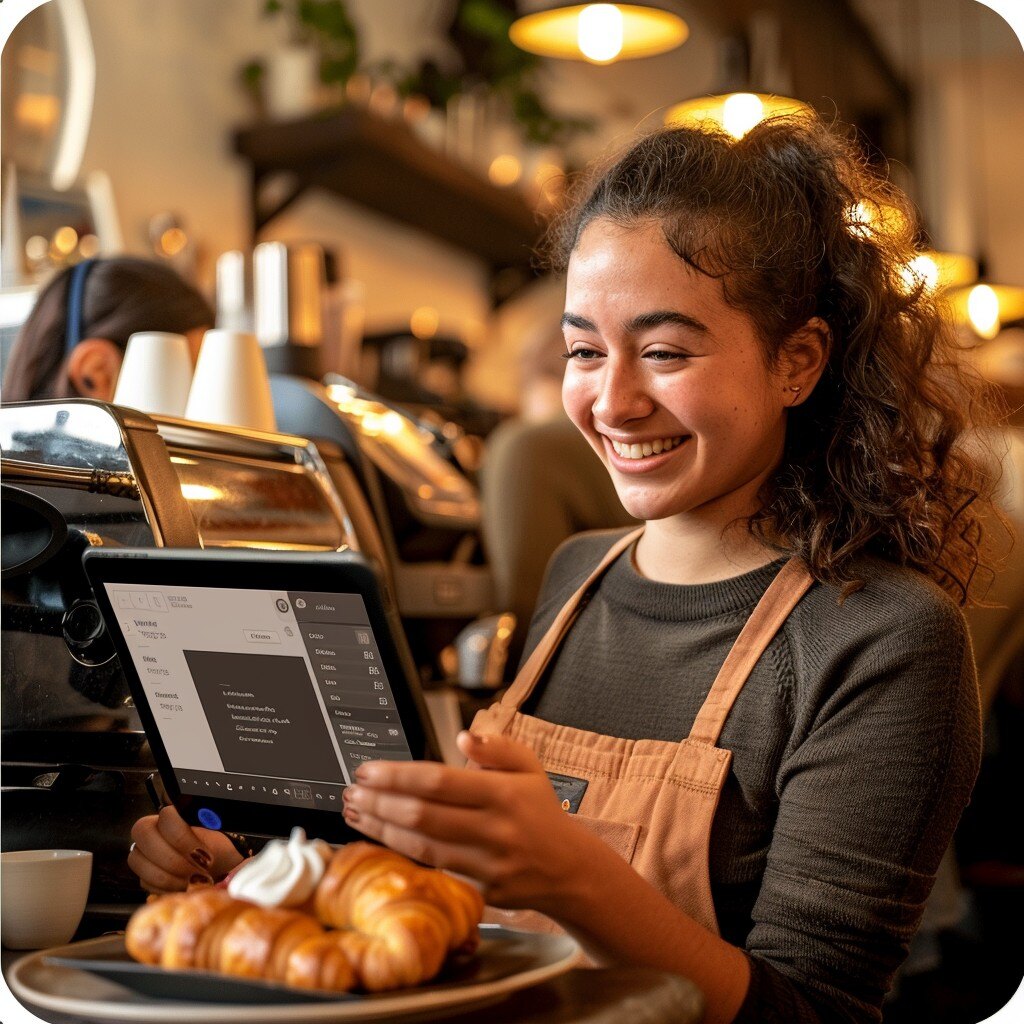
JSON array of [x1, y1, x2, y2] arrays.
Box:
[[610, 436, 684, 459]]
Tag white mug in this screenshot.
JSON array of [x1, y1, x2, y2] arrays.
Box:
[[112, 331, 193, 416], [185, 329, 276, 432], [1, 849, 93, 949]]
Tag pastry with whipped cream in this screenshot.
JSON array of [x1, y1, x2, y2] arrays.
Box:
[[125, 835, 484, 992], [227, 827, 332, 909]]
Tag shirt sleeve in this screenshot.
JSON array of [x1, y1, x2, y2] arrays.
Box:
[[735, 594, 982, 1023]]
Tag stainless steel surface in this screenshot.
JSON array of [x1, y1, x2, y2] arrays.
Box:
[[322, 380, 480, 530], [2, 459, 140, 501], [152, 413, 357, 553], [1, 400, 362, 907]]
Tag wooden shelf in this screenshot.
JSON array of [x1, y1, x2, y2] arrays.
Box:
[[232, 108, 544, 300]]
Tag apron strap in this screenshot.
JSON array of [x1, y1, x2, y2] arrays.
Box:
[[687, 556, 814, 747], [498, 527, 644, 713]]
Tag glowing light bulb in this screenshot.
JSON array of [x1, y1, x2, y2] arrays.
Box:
[[578, 4, 624, 63], [410, 306, 440, 339], [722, 93, 765, 139], [967, 284, 1000, 340], [53, 226, 79, 256], [488, 154, 522, 187]]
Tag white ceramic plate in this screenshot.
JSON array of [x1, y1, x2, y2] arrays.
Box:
[[7, 926, 579, 1022]]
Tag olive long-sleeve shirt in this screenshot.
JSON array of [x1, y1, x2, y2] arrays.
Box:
[[520, 529, 981, 1024]]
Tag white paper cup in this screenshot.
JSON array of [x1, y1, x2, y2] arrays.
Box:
[[1, 849, 92, 949], [185, 329, 277, 432], [112, 331, 193, 416]]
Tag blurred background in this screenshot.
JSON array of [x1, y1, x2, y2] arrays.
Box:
[[3, 0, 1023, 409], [1, 2, 1022, 1020]]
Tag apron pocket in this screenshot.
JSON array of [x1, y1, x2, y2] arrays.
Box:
[[574, 814, 642, 864]]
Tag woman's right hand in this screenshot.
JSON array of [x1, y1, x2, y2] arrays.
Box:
[[128, 805, 244, 894]]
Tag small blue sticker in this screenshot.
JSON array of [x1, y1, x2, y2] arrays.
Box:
[[197, 807, 222, 830]]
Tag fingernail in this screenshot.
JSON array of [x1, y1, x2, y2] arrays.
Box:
[[344, 807, 361, 824], [355, 764, 377, 782], [191, 848, 212, 868], [346, 785, 363, 806], [189, 872, 213, 886]]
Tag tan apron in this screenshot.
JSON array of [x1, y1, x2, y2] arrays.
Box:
[[471, 528, 814, 935]]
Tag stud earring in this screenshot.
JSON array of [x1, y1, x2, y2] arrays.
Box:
[[787, 385, 802, 394]]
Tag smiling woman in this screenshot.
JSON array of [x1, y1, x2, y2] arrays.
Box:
[[559, 219, 822, 555], [126, 115, 1004, 1024]]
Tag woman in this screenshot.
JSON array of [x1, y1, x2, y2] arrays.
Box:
[[128, 117, 999, 1024], [2, 256, 213, 403]]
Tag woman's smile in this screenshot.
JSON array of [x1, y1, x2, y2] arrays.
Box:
[[604, 433, 691, 472]]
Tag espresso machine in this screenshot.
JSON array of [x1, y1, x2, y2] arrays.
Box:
[[246, 242, 498, 687], [0, 399, 361, 913]]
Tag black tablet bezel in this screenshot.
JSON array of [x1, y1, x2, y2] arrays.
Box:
[[82, 547, 439, 843]]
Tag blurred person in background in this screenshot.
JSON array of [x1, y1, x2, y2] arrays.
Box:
[[1, 257, 213, 404], [481, 323, 636, 669]]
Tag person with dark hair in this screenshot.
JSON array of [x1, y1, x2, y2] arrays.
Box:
[[128, 117, 1002, 1024], [2, 257, 214, 403]]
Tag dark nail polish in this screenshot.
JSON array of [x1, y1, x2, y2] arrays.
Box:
[[189, 872, 213, 886], [191, 848, 212, 868]]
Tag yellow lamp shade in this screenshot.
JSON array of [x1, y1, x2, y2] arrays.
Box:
[[948, 283, 1024, 340], [510, 4, 688, 64], [922, 250, 978, 290], [665, 92, 813, 139]]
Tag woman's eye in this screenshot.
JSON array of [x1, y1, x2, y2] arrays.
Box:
[[644, 350, 688, 362], [563, 348, 603, 361]]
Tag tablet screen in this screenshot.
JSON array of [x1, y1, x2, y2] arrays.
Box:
[[102, 582, 413, 813]]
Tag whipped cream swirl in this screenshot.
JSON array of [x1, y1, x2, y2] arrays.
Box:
[[227, 827, 332, 908]]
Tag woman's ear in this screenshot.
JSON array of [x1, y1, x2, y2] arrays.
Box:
[[67, 338, 123, 402], [780, 317, 831, 406]]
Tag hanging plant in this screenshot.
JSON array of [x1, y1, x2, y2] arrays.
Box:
[[240, 0, 361, 101], [404, 0, 594, 146]]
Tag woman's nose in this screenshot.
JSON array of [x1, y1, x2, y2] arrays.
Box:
[[591, 358, 655, 427]]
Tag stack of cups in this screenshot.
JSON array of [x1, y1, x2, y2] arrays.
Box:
[[184, 329, 276, 433], [112, 332, 193, 416]]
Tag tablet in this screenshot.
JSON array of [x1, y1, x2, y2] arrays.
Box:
[[82, 547, 439, 843]]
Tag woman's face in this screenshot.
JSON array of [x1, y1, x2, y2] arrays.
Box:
[[562, 217, 790, 524]]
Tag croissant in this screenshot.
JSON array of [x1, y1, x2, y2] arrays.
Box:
[[125, 844, 484, 994], [126, 887, 325, 981], [315, 842, 484, 956]]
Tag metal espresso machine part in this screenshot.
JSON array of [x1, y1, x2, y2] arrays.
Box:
[[0, 399, 361, 915], [226, 242, 500, 688]]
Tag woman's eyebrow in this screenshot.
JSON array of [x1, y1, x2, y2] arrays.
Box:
[[624, 310, 709, 334], [560, 310, 710, 334], [561, 312, 597, 331]]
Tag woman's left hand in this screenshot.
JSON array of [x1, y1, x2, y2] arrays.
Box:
[[342, 730, 590, 913]]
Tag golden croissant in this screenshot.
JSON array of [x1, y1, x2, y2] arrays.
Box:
[[126, 843, 484, 993]]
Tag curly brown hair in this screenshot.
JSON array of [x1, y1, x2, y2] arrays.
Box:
[[545, 115, 1007, 605]]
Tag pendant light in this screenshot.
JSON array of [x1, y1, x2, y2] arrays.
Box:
[[947, 0, 1024, 341], [665, 92, 811, 140], [509, 4, 688, 65], [876, 0, 976, 306], [663, 18, 810, 139]]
